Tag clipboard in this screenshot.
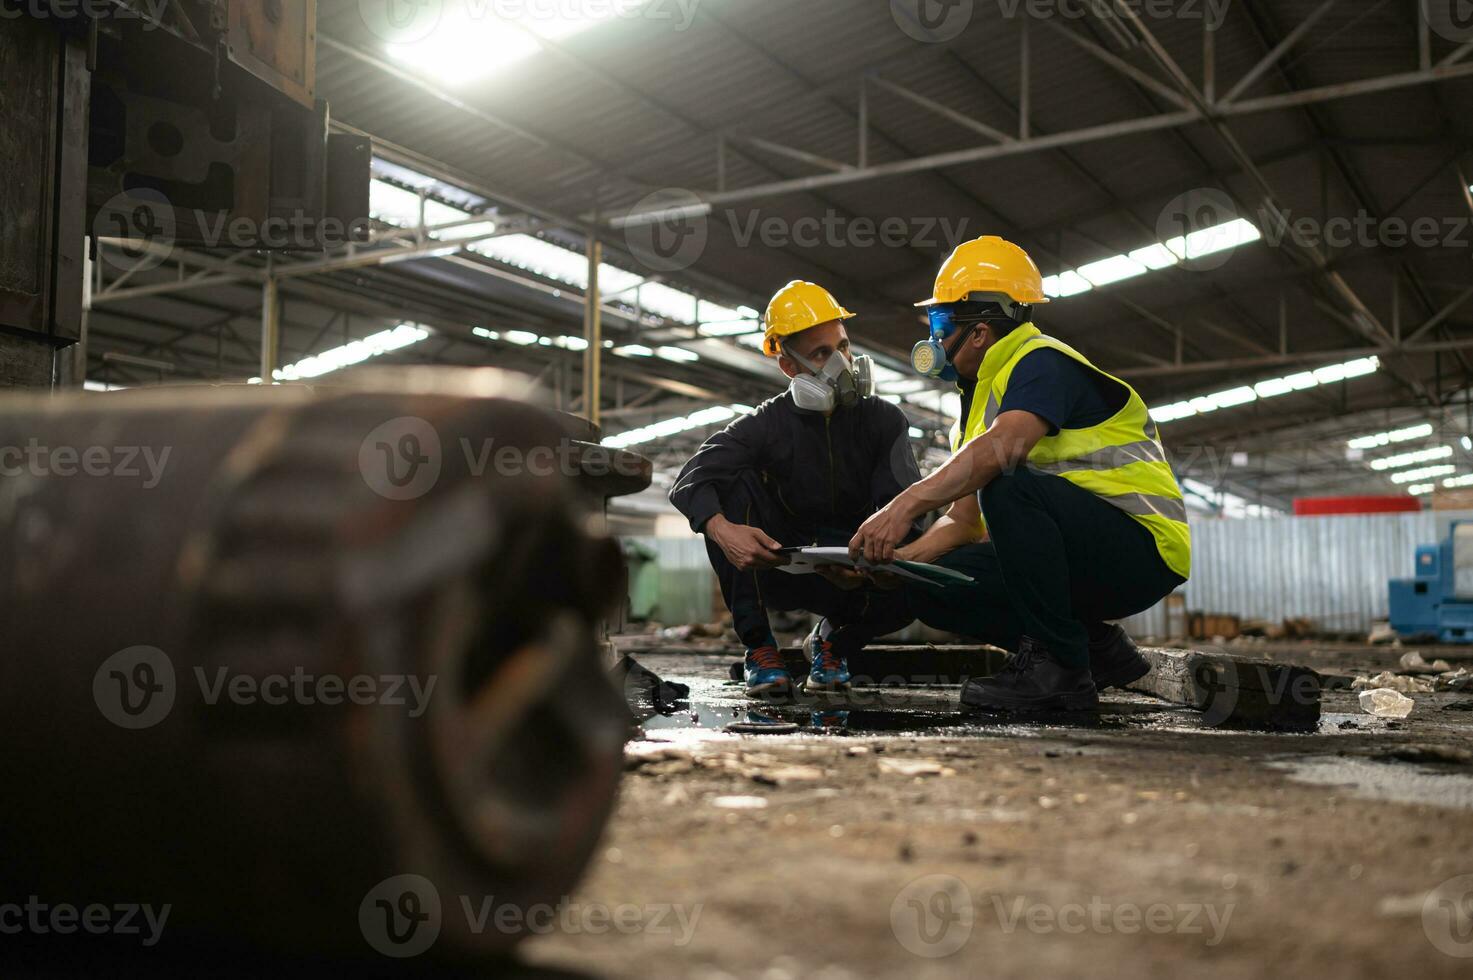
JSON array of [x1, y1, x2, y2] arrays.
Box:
[[774, 546, 974, 588]]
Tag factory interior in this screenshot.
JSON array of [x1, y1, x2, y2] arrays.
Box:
[[5, 1, 1473, 977]]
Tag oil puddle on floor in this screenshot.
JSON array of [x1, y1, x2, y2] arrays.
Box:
[[628, 675, 1192, 738], [1268, 756, 1473, 810]]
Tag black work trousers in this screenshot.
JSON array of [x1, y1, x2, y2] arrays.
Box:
[[705, 471, 914, 654], [907, 468, 1185, 667]]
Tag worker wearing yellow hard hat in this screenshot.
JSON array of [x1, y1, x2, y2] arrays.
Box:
[[670, 280, 921, 700], [849, 236, 1191, 714]]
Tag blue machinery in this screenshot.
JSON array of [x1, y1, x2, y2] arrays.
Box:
[[1389, 521, 1473, 641]]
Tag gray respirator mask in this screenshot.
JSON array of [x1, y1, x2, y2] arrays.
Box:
[[785, 348, 875, 413]]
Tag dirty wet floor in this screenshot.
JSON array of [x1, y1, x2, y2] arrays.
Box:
[[522, 651, 1473, 979]]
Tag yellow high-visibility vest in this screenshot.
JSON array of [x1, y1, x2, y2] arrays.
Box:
[[950, 323, 1191, 579]]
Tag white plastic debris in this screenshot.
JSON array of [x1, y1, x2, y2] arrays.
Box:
[[1352, 671, 1434, 694], [1359, 688, 1415, 719], [1399, 651, 1453, 673], [709, 795, 768, 809]]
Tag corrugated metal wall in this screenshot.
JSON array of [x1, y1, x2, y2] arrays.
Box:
[[625, 537, 719, 626], [1122, 511, 1473, 637], [632, 512, 1473, 637]]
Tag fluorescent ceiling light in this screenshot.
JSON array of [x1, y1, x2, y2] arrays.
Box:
[[503, 330, 540, 346], [1368, 445, 1453, 471], [1443, 473, 1473, 488], [1390, 464, 1456, 484], [1077, 254, 1148, 287], [1347, 423, 1433, 450], [1149, 356, 1380, 424], [614, 345, 653, 358], [1407, 483, 1435, 495], [1041, 217, 1261, 300], [698, 319, 761, 337], [655, 346, 700, 363], [273, 323, 430, 381], [385, 0, 648, 86], [603, 403, 753, 449]]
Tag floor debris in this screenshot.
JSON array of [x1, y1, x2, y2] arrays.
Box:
[[877, 757, 956, 777], [1359, 688, 1416, 718], [1353, 670, 1433, 694]]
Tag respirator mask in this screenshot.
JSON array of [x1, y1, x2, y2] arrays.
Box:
[[786, 347, 874, 413], [911, 298, 1028, 381]]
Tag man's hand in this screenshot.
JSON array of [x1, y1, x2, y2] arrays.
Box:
[[704, 514, 785, 571], [849, 491, 920, 565]]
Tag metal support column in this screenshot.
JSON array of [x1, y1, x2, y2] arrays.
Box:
[[582, 239, 603, 427], [260, 262, 280, 382]]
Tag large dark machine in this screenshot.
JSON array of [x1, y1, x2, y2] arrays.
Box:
[[1, 0, 370, 387], [0, 373, 652, 968]]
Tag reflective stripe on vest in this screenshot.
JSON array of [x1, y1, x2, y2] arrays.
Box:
[[960, 323, 1191, 579]]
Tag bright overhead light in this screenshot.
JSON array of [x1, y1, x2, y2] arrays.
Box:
[[385, 0, 649, 86], [1347, 423, 1434, 450], [1368, 445, 1453, 471], [698, 320, 761, 337], [614, 345, 653, 358], [655, 346, 700, 363], [1077, 254, 1148, 287], [1443, 473, 1473, 489], [273, 323, 430, 381], [1042, 215, 1261, 300], [1408, 483, 1436, 496], [1150, 356, 1380, 424], [503, 330, 540, 346], [602, 403, 753, 449], [1390, 464, 1456, 484]]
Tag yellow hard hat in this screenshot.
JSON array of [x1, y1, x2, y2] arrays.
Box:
[[916, 236, 1050, 307], [762, 281, 855, 357]]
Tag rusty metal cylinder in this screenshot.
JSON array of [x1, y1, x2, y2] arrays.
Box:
[[0, 372, 642, 963]]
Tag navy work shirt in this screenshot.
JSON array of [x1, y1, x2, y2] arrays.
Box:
[[960, 349, 1128, 436]]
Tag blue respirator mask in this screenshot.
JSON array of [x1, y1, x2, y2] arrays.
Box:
[[911, 305, 982, 382]]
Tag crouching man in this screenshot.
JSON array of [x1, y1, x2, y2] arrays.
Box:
[[669, 281, 920, 699], [849, 238, 1190, 713]]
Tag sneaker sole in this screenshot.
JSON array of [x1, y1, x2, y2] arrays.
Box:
[[1092, 659, 1151, 692]]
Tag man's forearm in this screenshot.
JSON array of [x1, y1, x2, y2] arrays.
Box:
[[898, 515, 981, 564]]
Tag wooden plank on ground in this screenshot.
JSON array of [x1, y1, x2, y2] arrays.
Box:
[[1128, 647, 1321, 731]]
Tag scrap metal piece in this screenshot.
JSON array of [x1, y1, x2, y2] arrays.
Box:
[[0, 374, 642, 960]]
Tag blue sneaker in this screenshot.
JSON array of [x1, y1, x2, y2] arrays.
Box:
[[804, 621, 851, 692], [744, 645, 793, 699]]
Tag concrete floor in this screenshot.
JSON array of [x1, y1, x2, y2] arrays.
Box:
[[522, 650, 1473, 979]]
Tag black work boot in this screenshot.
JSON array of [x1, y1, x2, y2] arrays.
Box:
[[961, 636, 1099, 712], [1088, 624, 1151, 691]]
